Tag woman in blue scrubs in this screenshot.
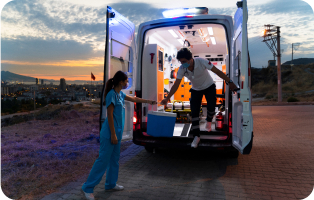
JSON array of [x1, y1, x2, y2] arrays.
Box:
[[82, 71, 157, 200]]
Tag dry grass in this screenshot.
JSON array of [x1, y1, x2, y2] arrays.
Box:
[[1, 105, 102, 200], [252, 63, 314, 100], [252, 92, 314, 105], [252, 81, 277, 95]]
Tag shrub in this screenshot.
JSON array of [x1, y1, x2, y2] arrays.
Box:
[[287, 97, 299, 102], [265, 95, 273, 99], [282, 86, 293, 92]]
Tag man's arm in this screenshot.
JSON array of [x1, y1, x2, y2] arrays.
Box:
[[211, 66, 238, 91], [211, 66, 231, 82], [161, 79, 181, 104]]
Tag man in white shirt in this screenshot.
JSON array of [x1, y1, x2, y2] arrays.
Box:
[[161, 48, 237, 148]]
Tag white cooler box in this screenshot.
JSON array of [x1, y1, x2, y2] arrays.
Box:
[[147, 111, 177, 137]]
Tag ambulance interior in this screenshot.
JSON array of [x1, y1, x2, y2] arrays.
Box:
[[143, 23, 229, 139]]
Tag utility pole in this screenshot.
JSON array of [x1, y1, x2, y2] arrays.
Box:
[[276, 26, 282, 103], [262, 24, 282, 103], [291, 43, 300, 70]]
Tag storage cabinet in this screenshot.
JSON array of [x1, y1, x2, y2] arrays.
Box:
[[174, 79, 192, 101], [142, 44, 164, 113]]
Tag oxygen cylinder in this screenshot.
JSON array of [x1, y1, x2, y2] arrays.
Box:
[[170, 70, 177, 79]]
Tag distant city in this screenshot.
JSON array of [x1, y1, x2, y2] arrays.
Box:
[[13, 81, 104, 85], [1, 77, 104, 114]]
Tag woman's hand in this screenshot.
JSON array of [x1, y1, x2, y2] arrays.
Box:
[[148, 100, 157, 105], [111, 134, 118, 145]]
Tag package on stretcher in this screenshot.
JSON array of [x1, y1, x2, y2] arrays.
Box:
[[174, 102, 182, 110], [166, 103, 173, 109], [167, 101, 191, 110], [147, 110, 177, 137], [183, 102, 190, 109]]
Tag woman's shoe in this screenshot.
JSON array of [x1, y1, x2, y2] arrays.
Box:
[[106, 184, 124, 191], [81, 189, 95, 200]]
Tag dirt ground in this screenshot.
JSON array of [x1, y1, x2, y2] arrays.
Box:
[[1, 105, 103, 200]]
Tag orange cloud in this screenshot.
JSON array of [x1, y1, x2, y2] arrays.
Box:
[[2, 57, 103, 67], [21, 73, 103, 81]]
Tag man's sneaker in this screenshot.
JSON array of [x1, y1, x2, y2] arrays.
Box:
[[191, 136, 200, 148], [81, 189, 95, 200], [205, 121, 212, 132], [106, 184, 124, 191]]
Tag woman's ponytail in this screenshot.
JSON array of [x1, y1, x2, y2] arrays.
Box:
[[104, 78, 114, 100]]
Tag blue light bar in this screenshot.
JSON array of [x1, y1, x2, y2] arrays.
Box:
[[162, 7, 208, 18]]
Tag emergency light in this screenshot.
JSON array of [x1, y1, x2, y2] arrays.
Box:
[[162, 7, 208, 18]]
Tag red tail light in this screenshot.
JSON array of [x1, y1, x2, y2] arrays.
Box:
[[229, 112, 232, 134], [133, 111, 137, 124]]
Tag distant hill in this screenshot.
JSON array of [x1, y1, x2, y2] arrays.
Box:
[[1, 71, 103, 84], [1, 71, 36, 82], [283, 58, 314, 65]]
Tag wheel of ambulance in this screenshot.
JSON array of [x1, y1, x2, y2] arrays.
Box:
[[228, 150, 239, 158], [145, 146, 154, 153]]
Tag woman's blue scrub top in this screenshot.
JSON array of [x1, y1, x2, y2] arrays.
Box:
[[101, 89, 126, 141]]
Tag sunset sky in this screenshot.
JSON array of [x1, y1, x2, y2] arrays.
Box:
[[1, 0, 314, 81]]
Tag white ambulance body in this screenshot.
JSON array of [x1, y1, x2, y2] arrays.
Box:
[[101, 0, 253, 156]]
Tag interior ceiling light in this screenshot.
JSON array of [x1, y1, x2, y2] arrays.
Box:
[[168, 30, 178, 38], [177, 39, 184, 45], [207, 27, 214, 35], [210, 37, 216, 45]]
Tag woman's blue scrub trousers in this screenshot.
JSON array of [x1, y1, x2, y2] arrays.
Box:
[[82, 138, 121, 193]]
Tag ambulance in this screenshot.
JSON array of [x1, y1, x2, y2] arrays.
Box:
[[101, 0, 253, 157]]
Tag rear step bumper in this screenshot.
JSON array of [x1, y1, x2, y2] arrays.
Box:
[[133, 134, 233, 150]]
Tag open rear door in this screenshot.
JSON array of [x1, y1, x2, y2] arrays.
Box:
[[231, 0, 253, 154], [100, 6, 136, 140]]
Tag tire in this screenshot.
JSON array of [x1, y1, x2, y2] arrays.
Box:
[[145, 146, 154, 153], [228, 150, 239, 158]]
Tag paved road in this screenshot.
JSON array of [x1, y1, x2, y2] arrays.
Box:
[[41, 105, 314, 200]]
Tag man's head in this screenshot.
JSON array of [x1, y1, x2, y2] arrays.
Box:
[[177, 47, 192, 60], [177, 48, 193, 67]]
